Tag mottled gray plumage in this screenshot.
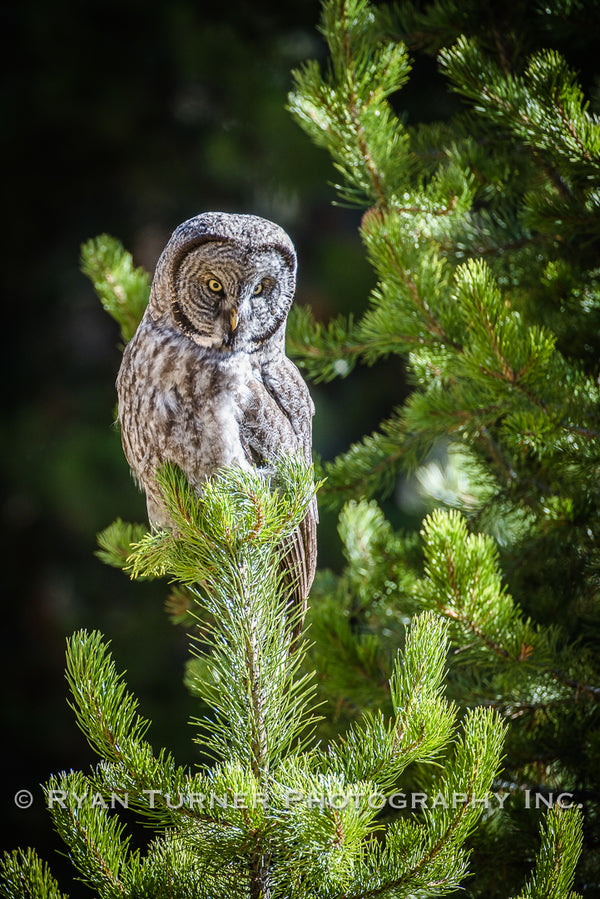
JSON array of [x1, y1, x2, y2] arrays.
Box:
[[117, 212, 317, 618]]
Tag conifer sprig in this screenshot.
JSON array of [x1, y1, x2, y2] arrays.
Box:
[[324, 612, 458, 789], [64, 629, 202, 825], [285, 307, 361, 383], [80, 235, 150, 343], [512, 806, 583, 899], [45, 769, 142, 897], [440, 41, 600, 179], [95, 518, 150, 572], [0, 849, 68, 899], [289, 0, 412, 209], [327, 707, 504, 899], [125, 457, 320, 776], [414, 509, 556, 667]]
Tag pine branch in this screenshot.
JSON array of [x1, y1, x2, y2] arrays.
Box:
[[289, 0, 413, 209], [45, 769, 140, 898], [440, 40, 600, 182], [65, 630, 203, 830], [80, 235, 150, 343], [512, 806, 583, 899], [324, 612, 457, 790], [285, 306, 362, 383], [340, 707, 505, 898], [412, 509, 600, 703], [357, 208, 462, 359], [124, 458, 321, 779], [83, 461, 511, 894], [95, 518, 150, 572], [0, 849, 68, 899]]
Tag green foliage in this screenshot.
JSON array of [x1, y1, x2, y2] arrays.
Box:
[[0, 849, 67, 899], [414, 508, 553, 666], [512, 806, 583, 899], [291, 200, 600, 503], [288, 0, 596, 892], [126, 456, 318, 587], [289, 0, 413, 208], [95, 517, 149, 571], [323, 612, 458, 788], [286, 306, 360, 383], [80, 235, 150, 343], [127, 459, 321, 771], [45, 769, 143, 897], [2, 466, 508, 897], [440, 41, 600, 180]]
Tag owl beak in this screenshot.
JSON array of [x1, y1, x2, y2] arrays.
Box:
[[230, 307, 239, 332]]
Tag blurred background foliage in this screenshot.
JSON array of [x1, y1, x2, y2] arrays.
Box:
[[0, 0, 508, 890]]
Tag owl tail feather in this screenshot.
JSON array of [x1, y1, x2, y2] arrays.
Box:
[[279, 502, 318, 647]]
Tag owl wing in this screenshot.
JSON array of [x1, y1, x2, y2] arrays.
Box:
[[260, 355, 314, 460], [242, 360, 317, 633], [260, 354, 318, 598]]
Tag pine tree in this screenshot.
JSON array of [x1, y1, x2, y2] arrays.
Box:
[[3, 243, 582, 899], [1, 455, 512, 897], [283, 0, 600, 893]]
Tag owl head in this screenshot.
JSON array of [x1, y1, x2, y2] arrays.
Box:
[[148, 212, 297, 353]]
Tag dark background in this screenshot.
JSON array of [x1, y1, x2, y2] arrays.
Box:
[[1, 0, 415, 889]]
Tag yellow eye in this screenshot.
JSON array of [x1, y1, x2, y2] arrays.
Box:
[[207, 278, 223, 293], [253, 282, 263, 295]]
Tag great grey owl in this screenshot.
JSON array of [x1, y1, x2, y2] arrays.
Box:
[[117, 212, 317, 620]]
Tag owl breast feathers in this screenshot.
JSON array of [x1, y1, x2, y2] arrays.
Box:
[[117, 211, 317, 618]]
